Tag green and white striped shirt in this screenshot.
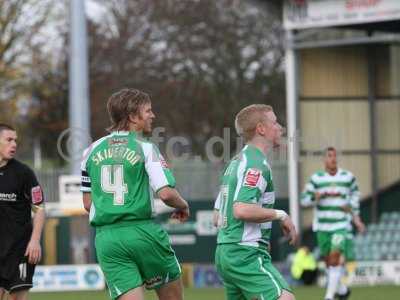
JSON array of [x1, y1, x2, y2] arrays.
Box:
[[215, 144, 275, 247], [301, 168, 360, 232]]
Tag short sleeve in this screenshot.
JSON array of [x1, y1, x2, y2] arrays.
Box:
[[214, 192, 222, 210], [234, 155, 267, 204], [142, 142, 176, 192], [80, 147, 92, 193], [349, 174, 361, 215], [300, 175, 317, 207], [23, 167, 44, 205]]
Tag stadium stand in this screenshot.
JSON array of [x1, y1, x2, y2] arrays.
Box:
[[354, 211, 400, 261]]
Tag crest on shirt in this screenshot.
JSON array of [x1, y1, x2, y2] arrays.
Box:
[[243, 168, 261, 187], [159, 155, 169, 169], [31, 186, 43, 204]]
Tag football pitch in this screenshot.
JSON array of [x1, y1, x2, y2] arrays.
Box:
[[30, 285, 399, 300]]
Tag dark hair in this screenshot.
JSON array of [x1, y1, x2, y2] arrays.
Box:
[[0, 123, 15, 134], [325, 146, 336, 154], [106, 88, 151, 132]]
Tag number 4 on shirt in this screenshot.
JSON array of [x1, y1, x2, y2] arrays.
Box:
[[101, 164, 128, 205]]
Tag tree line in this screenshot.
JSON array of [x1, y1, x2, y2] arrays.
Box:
[[0, 0, 285, 166]]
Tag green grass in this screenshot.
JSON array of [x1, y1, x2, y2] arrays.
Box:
[[29, 285, 400, 300]]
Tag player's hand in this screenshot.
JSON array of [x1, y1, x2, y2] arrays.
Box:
[[25, 239, 42, 265], [353, 216, 366, 234], [171, 207, 190, 222], [280, 217, 298, 246], [341, 205, 352, 213], [213, 209, 219, 227], [315, 192, 321, 202]]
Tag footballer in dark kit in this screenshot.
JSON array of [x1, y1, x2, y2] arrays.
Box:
[[0, 124, 45, 300]]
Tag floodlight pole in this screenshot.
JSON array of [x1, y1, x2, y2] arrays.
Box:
[[285, 30, 301, 233], [69, 0, 90, 175]]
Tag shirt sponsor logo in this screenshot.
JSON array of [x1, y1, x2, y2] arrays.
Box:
[[108, 138, 128, 146], [0, 192, 17, 202], [320, 191, 342, 198], [243, 168, 261, 187], [32, 186, 44, 204]]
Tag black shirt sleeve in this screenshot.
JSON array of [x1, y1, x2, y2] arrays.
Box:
[[23, 167, 44, 206]]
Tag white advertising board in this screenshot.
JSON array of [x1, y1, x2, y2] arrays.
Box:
[[346, 260, 400, 286], [31, 264, 105, 292], [284, 0, 400, 30]]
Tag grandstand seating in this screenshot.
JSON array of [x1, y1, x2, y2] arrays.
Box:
[[354, 211, 400, 261]]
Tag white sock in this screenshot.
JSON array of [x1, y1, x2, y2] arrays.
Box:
[[325, 266, 342, 299], [337, 283, 348, 295], [337, 266, 348, 295]]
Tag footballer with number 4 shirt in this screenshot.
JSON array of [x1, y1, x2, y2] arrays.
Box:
[[81, 89, 189, 300], [0, 124, 46, 300]]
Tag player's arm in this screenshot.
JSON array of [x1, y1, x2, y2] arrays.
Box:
[[145, 143, 189, 221], [158, 187, 188, 210], [233, 202, 287, 222], [352, 214, 365, 233], [158, 186, 189, 222], [300, 176, 318, 207], [24, 168, 46, 265], [213, 191, 222, 227], [233, 203, 297, 245], [82, 192, 92, 213], [233, 165, 287, 222], [81, 154, 92, 213], [348, 175, 365, 233], [233, 165, 297, 245], [28, 204, 45, 264]]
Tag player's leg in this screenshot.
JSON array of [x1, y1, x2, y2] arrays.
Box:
[[95, 228, 144, 300], [118, 286, 144, 300], [223, 281, 246, 300], [8, 290, 29, 300], [335, 235, 354, 300], [215, 245, 245, 300], [131, 223, 182, 299], [317, 231, 335, 300], [5, 254, 35, 300], [0, 288, 6, 300], [324, 231, 347, 300], [219, 244, 293, 300], [278, 290, 295, 300], [155, 278, 183, 300], [254, 257, 294, 300]]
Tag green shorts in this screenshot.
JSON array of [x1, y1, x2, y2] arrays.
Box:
[[344, 233, 355, 261], [215, 244, 291, 300], [95, 221, 181, 300], [317, 230, 347, 258]]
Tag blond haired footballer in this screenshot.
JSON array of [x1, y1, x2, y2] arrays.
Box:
[[81, 89, 190, 300], [214, 104, 297, 300]]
